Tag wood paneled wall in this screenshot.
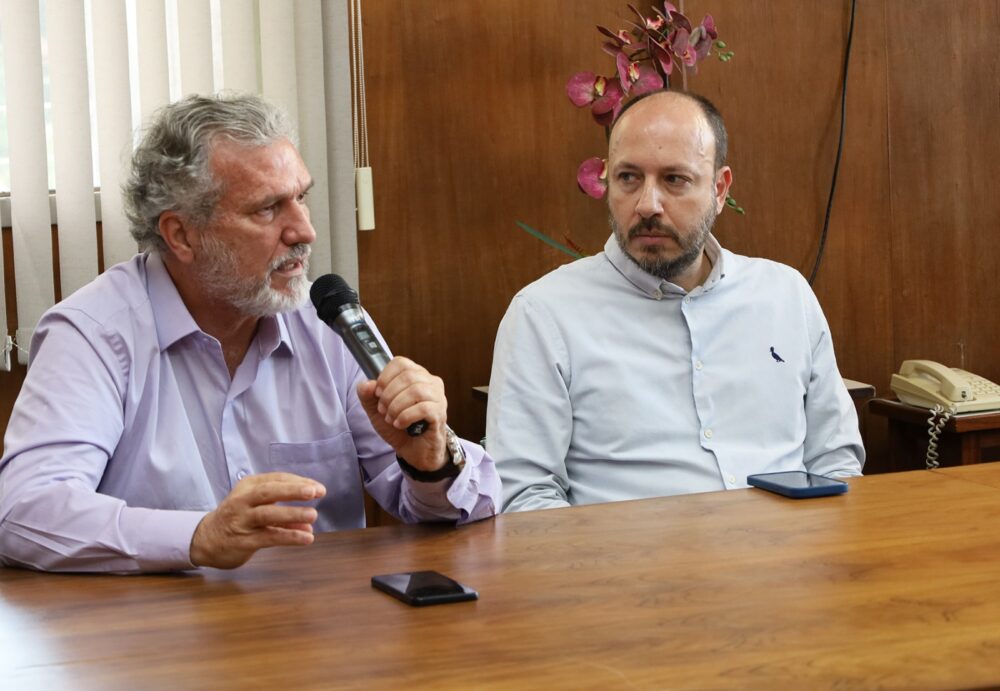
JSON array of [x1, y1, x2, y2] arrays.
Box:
[[3, 1, 998, 475], [356, 0, 1000, 471]]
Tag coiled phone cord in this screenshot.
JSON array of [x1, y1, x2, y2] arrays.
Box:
[[925, 404, 954, 469]]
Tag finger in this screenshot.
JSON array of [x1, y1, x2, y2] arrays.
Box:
[[376, 365, 441, 410], [381, 379, 445, 425], [375, 356, 417, 387], [250, 505, 319, 529], [280, 522, 315, 533], [238, 471, 323, 486], [243, 480, 326, 507], [254, 525, 317, 548], [373, 357, 422, 400], [357, 380, 381, 417], [387, 398, 445, 433]]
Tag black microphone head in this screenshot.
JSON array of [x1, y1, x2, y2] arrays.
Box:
[[310, 274, 360, 322]]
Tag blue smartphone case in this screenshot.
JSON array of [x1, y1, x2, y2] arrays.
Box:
[[747, 471, 848, 499]]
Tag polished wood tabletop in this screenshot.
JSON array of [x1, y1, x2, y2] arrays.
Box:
[[4, 466, 1000, 690]]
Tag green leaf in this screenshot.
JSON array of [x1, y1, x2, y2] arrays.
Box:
[[515, 221, 585, 259]]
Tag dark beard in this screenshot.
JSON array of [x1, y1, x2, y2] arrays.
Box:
[[611, 205, 717, 282]]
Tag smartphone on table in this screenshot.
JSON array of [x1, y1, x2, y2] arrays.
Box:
[[747, 471, 848, 499], [371, 570, 478, 606]]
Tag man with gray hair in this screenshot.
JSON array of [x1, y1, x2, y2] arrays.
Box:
[[0, 93, 500, 573]]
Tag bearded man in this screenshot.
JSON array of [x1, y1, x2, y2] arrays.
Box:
[[486, 89, 863, 512], [0, 93, 500, 572]]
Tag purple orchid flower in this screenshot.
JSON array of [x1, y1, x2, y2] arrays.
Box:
[[597, 25, 633, 49], [591, 79, 625, 125], [648, 38, 675, 76], [616, 51, 665, 96], [566, 71, 625, 126], [577, 157, 608, 199], [626, 4, 664, 33], [559, 1, 734, 214], [689, 15, 718, 61], [671, 28, 697, 67], [566, 71, 604, 106]]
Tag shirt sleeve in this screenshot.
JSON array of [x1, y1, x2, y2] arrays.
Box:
[[486, 295, 574, 512], [342, 315, 501, 524], [0, 313, 206, 573], [800, 291, 866, 478]]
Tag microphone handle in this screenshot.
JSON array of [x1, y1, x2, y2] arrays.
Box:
[[337, 316, 427, 437]]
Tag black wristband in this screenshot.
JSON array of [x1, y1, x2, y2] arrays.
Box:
[[396, 455, 462, 482]]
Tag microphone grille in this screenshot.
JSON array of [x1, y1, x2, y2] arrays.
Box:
[[310, 273, 359, 315]]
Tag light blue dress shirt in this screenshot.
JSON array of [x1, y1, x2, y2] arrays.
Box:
[[487, 234, 864, 512], [0, 252, 500, 572]]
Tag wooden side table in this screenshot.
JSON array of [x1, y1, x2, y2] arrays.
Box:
[[868, 398, 1000, 471]]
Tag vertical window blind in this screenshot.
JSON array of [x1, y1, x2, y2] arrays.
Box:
[[0, 0, 357, 366]]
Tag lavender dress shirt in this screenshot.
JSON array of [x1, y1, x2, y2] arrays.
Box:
[[0, 253, 500, 573]]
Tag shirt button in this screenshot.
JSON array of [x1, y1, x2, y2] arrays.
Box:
[[727, 474, 737, 485], [653, 289, 662, 300], [683, 296, 691, 304], [704, 428, 713, 439], [236, 470, 248, 481], [695, 360, 703, 370]]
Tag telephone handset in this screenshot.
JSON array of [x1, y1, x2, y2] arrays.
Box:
[[891, 360, 1000, 414]]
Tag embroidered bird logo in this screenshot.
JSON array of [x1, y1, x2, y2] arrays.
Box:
[[770, 346, 785, 363]]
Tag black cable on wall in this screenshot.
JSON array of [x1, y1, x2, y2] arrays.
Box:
[[809, 0, 858, 285]]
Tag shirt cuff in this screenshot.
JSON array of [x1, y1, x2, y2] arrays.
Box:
[[397, 440, 497, 524], [127, 507, 208, 572]]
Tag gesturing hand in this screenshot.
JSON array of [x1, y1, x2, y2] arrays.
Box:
[[357, 356, 449, 473], [189, 472, 327, 569]]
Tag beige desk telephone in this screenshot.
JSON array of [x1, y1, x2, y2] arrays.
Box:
[[890, 360, 1000, 414], [891, 360, 1000, 470]]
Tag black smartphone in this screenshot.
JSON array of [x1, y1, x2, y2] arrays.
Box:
[[371, 570, 479, 607], [747, 471, 849, 499]]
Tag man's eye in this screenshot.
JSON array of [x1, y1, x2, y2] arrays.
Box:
[[665, 175, 690, 185], [257, 203, 277, 216], [618, 172, 637, 183]]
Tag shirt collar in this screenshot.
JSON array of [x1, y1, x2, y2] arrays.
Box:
[[257, 308, 294, 359], [604, 232, 727, 298], [145, 251, 293, 356], [146, 252, 202, 350]]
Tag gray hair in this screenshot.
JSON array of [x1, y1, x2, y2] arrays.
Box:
[[123, 92, 296, 253]]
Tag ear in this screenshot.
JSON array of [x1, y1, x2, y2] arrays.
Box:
[[158, 211, 199, 264], [713, 166, 733, 214]]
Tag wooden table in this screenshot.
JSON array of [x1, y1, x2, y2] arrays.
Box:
[[869, 397, 1000, 470], [4, 466, 1000, 690]]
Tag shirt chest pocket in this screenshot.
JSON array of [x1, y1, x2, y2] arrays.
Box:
[[268, 432, 365, 531], [268, 433, 359, 483]]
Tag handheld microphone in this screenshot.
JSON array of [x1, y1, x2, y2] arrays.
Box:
[[310, 274, 427, 436]]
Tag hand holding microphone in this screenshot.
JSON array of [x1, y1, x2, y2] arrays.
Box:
[[310, 274, 428, 436], [311, 275, 459, 477]]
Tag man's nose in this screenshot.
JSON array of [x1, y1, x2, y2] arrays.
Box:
[[283, 200, 317, 245], [635, 181, 664, 219]]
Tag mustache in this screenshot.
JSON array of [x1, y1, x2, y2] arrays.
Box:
[[269, 243, 311, 271], [627, 218, 682, 243]]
